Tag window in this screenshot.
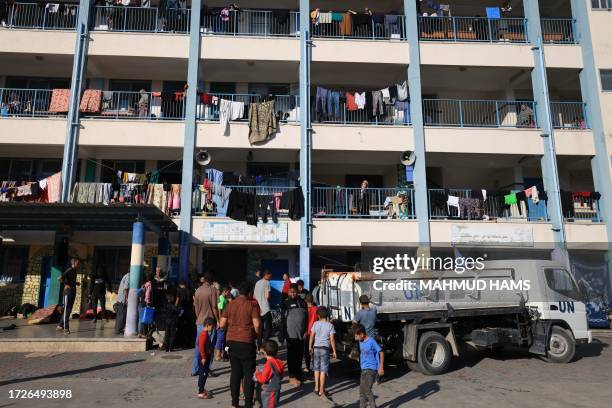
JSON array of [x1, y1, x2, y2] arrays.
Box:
[[544, 268, 582, 300], [601, 70, 612, 92], [93, 247, 131, 286], [592, 0, 612, 9], [0, 246, 29, 283]]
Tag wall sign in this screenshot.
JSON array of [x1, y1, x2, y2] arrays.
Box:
[[451, 225, 534, 247], [203, 221, 288, 243]]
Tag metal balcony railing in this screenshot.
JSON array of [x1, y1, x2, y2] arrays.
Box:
[[312, 187, 415, 219], [540, 18, 576, 44], [428, 189, 549, 221], [312, 98, 411, 126], [418, 16, 528, 43], [93, 6, 190, 33], [85, 90, 186, 120], [550, 102, 589, 129], [4, 3, 79, 30], [422, 99, 538, 128], [0, 88, 62, 117], [311, 14, 407, 40], [202, 10, 299, 37], [192, 185, 295, 217], [564, 194, 602, 222], [196, 94, 299, 122]]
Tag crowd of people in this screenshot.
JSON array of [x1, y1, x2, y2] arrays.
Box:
[[56, 259, 384, 407]]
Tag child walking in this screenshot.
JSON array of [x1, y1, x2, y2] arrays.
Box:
[[215, 287, 231, 361], [303, 293, 319, 377], [309, 307, 337, 402], [255, 340, 285, 408], [354, 324, 384, 408], [197, 317, 217, 399]]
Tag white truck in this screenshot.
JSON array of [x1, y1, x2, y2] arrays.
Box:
[[319, 260, 592, 375]]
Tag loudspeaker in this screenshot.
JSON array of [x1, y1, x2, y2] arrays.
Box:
[[400, 151, 416, 166], [195, 150, 211, 166]]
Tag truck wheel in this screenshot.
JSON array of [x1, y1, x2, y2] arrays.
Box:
[[545, 326, 575, 364], [416, 331, 452, 375], [406, 360, 421, 373]]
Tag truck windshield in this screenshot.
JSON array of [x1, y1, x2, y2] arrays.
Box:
[[544, 268, 582, 300]]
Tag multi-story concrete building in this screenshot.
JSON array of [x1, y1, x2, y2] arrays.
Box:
[[0, 0, 610, 316]]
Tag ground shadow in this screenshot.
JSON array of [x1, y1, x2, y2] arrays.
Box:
[[341, 380, 440, 408], [0, 359, 145, 387], [574, 337, 608, 360]]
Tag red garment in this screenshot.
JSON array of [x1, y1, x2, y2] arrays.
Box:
[[198, 330, 215, 360], [346, 92, 358, 111], [255, 357, 285, 385], [307, 306, 319, 335], [79, 89, 102, 113], [203, 178, 213, 200], [201, 93, 213, 104], [281, 279, 291, 296]]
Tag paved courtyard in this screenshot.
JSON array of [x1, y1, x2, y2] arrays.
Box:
[[0, 333, 611, 408]]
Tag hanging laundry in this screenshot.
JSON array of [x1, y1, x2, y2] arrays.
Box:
[[48, 89, 71, 113], [346, 92, 358, 111], [219, 99, 245, 133], [340, 12, 353, 35], [45, 172, 62, 203], [355, 92, 366, 109], [396, 81, 408, 101], [79, 89, 102, 113], [280, 187, 305, 220], [446, 195, 460, 216], [248, 100, 278, 144], [319, 11, 332, 24]]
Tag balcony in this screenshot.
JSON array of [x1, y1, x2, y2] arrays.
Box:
[[196, 94, 298, 122], [428, 189, 549, 222], [312, 187, 415, 220], [540, 18, 576, 44], [550, 102, 588, 129], [192, 185, 295, 217], [92, 6, 191, 33], [418, 16, 528, 43], [202, 9, 298, 37], [81, 90, 186, 120], [423, 99, 538, 128], [4, 3, 79, 30], [0, 88, 62, 117], [311, 14, 407, 41], [313, 92, 411, 126]]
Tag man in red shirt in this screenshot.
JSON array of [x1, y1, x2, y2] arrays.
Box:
[[220, 281, 261, 408], [304, 293, 319, 375]]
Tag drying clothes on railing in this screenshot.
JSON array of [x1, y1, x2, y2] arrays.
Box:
[[119, 172, 148, 184], [69, 182, 180, 215], [219, 99, 245, 133], [248, 100, 278, 144], [227, 190, 257, 225], [48, 89, 70, 113], [205, 168, 223, 186], [279, 187, 305, 220], [79, 89, 102, 113], [560, 190, 601, 219]]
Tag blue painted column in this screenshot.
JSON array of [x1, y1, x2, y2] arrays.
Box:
[[60, 0, 92, 202], [299, 0, 312, 289], [125, 221, 145, 337], [179, 0, 203, 284], [570, 0, 612, 278], [404, 0, 431, 249], [525, 1, 566, 246]]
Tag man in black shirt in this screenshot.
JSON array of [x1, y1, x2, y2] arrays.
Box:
[[56, 258, 79, 334]]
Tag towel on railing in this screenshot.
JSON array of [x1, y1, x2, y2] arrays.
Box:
[[48, 89, 71, 113], [79, 89, 102, 113], [248, 100, 278, 144]]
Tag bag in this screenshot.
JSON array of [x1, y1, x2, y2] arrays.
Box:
[[140, 306, 155, 325]]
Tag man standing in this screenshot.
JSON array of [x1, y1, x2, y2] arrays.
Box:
[[352, 295, 377, 339], [114, 271, 130, 335], [253, 269, 272, 350], [283, 284, 307, 386], [220, 281, 261, 408], [56, 258, 79, 334], [192, 273, 219, 376]]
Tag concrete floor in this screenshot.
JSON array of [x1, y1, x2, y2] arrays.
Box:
[[0, 318, 120, 339], [0, 333, 610, 408]]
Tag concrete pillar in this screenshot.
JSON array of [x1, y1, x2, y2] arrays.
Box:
[[48, 233, 69, 306], [299, 0, 312, 289], [125, 221, 145, 337], [178, 0, 203, 284]]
